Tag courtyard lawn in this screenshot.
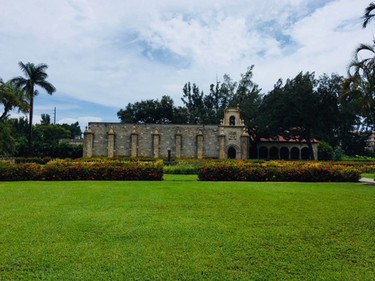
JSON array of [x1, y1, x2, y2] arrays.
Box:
[[362, 173, 375, 179], [0, 180, 374, 280]]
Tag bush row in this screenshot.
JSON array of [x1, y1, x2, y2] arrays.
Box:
[[198, 162, 361, 182], [14, 157, 52, 164], [0, 160, 163, 181], [165, 159, 374, 176]]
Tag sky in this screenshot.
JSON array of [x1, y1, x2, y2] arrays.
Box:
[[0, 0, 374, 130]]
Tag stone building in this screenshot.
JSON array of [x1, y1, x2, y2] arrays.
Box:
[[83, 107, 318, 160], [366, 131, 375, 153]]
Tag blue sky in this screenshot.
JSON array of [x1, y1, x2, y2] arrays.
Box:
[[0, 0, 373, 130]]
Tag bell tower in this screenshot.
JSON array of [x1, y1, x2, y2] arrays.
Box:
[[218, 107, 249, 159]]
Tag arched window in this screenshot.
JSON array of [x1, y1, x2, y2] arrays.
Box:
[[229, 116, 236, 126], [280, 147, 289, 160], [258, 147, 268, 159], [301, 147, 309, 160], [270, 147, 279, 160], [249, 145, 258, 159], [228, 147, 236, 159], [291, 147, 299, 160]]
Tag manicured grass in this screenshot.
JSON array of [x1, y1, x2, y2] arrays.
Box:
[[0, 179, 374, 280], [362, 173, 375, 179], [163, 174, 198, 181]]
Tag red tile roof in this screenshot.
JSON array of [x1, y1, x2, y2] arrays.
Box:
[[259, 136, 318, 143]]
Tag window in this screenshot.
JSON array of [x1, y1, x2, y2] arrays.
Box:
[[229, 116, 236, 126]]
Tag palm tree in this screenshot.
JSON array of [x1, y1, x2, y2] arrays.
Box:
[[362, 3, 375, 28], [342, 43, 375, 129], [0, 79, 29, 121], [11, 62, 56, 155]]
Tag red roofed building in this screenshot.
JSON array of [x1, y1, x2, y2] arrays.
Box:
[[256, 136, 318, 160]]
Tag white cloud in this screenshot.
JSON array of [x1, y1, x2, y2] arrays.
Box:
[[0, 0, 374, 123]]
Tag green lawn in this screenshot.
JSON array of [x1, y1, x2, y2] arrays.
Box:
[[0, 179, 374, 280], [362, 173, 375, 179]]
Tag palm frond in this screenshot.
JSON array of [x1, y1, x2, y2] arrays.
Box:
[[362, 2, 375, 28]]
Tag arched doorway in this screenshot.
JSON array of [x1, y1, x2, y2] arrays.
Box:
[[270, 147, 279, 160], [259, 147, 268, 159], [280, 147, 289, 160], [249, 145, 258, 159], [228, 147, 236, 159], [301, 147, 309, 160], [291, 147, 299, 160]]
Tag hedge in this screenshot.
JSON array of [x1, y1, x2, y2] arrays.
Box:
[[198, 161, 361, 182], [0, 159, 163, 181]]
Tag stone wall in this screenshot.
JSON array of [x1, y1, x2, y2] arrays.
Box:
[[83, 107, 318, 160], [84, 123, 231, 159]]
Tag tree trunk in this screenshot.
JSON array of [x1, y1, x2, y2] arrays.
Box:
[[27, 90, 34, 157]]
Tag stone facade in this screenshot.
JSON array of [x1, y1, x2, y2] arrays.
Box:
[[83, 107, 250, 159], [366, 131, 375, 152], [83, 107, 318, 160]]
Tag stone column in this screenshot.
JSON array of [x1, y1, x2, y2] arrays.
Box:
[[240, 137, 249, 159], [131, 126, 138, 158], [313, 145, 318, 161], [218, 127, 225, 159], [83, 128, 93, 158], [175, 130, 182, 159], [152, 129, 160, 159], [196, 129, 204, 159], [107, 128, 115, 158]]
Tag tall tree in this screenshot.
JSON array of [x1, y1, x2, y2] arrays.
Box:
[[181, 82, 206, 124], [229, 66, 262, 141], [204, 82, 229, 124], [341, 43, 375, 130], [117, 95, 179, 124], [0, 121, 15, 156], [258, 72, 318, 159], [40, 113, 51, 125], [0, 79, 28, 121], [314, 73, 343, 146], [60, 121, 82, 138], [11, 62, 56, 155], [340, 3, 375, 131]]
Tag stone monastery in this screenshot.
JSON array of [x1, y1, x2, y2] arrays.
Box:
[[83, 107, 318, 160]]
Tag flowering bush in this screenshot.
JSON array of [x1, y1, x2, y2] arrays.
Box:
[[198, 161, 361, 182], [0, 159, 163, 181]]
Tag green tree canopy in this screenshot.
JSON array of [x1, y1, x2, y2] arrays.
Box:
[[342, 42, 375, 130], [259, 72, 322, 159], [0, 79, 28, 121], [11, 62, 56, 155], [117, 95, 183, 124]]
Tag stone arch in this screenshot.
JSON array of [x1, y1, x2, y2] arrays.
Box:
[[301, 147, 309, 160], [228, 146, 236, 159], [291, 147, 299, 160], [249, 145, 258, 159], [280, 147, 289, 160], [229, 116, 236, 126], [269, 147, 279, 160], [258, 146, 268, 159]]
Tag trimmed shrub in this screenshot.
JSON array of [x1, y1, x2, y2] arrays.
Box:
[[318, 141, 334, 160], [198, 161, 361, 182], [0, 159, 163, 181], [14, 157, 52, 164]]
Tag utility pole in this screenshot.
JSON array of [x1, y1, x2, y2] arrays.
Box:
[[53, 107, 56, 124]]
